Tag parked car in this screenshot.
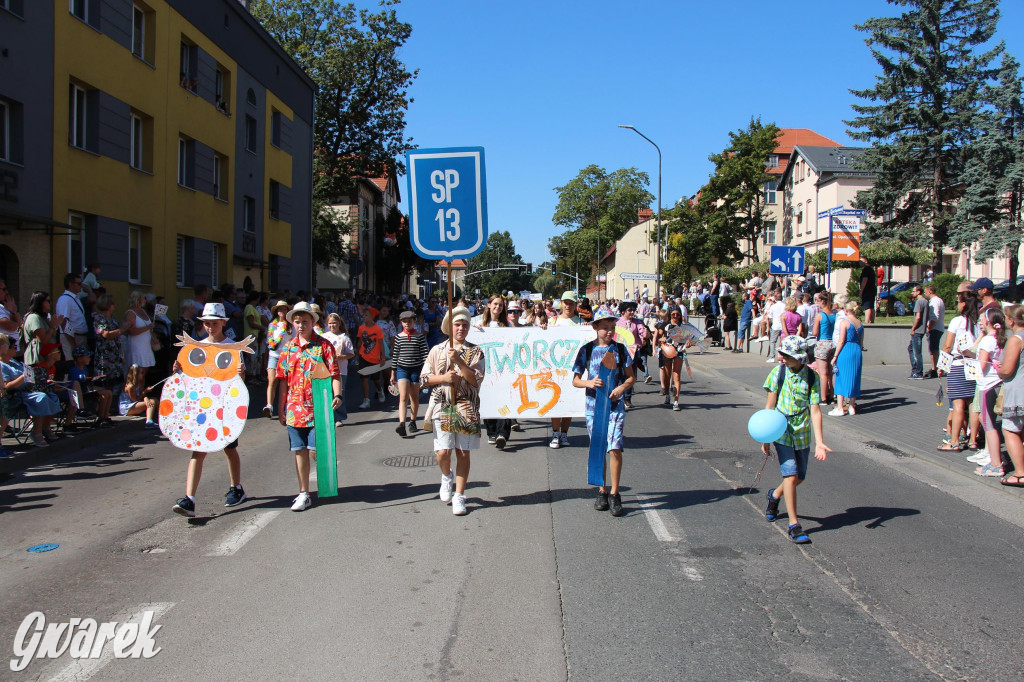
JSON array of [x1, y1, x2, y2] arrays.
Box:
[[878, 281, 919, 301], [993, 276, 1024, 301]]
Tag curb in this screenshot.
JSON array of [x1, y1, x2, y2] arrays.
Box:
[[687, 355, 1024, 502], [0, 418, 148, 477]]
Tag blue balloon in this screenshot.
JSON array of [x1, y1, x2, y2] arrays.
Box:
[[748, 409, 788, 444]]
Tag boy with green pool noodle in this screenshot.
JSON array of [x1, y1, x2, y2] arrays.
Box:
[[762, 335, 832, 543]]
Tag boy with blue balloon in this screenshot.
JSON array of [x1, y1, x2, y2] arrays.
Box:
[[751, 335, 832, 543]]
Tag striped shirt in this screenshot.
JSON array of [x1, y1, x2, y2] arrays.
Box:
[[392, 331, 429, 369]]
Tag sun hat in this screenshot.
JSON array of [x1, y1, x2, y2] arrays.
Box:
[[508, 300, 522, 311], [72, 346, 92, 358], [287, 301, 319, 324], [441, 306, 472, 336], [310, 303, 322, 318], [561, 291, 578, 302], [271, 300, 290, 314], [778, 335, 808, 363], [198, 302, 228, 321], [591, 308, 617, 324]]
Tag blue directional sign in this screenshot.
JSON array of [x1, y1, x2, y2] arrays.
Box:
[[769, 245, 806, 275], [406, 147, 488, 262]]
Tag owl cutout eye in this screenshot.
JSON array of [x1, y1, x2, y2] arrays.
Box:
[[188, 347, 207, 366], [215, 351, 232, 370]]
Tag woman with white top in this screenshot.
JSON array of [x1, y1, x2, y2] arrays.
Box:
[[938, 288, 979, 451], [124, 290, 155, 389]]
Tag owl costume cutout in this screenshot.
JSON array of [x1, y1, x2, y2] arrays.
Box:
[[159, 332, 256, 452]]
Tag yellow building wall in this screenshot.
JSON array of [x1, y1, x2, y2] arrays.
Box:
[[51, 0, 239, 314], [263, 91, 293, 260]]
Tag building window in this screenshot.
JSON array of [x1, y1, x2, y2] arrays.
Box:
[[70, 0, 88, 22], [130, 113, 143, 170], [213, 154, 226, 199], [2, 1, 25, 17], [132, 4, 145, 58], [211, 244, 220, 285], [244, 116, 257, 152], [246, 88, 256, 107], [179, 39, 197, 92], [68, 212, 86, 276], [69, 84, 89, 150], [243, 195, 256, 232], [806, 165, 811, 179], [764, 155, 778, 169], [215, 67, 230, 114], [764, 181, 777, 205], [765, 221, 777, 246], [271, 110, 282, 148], [177, 136, 195, 188], [128, 225, 142, 283], [269, 181, 280, 219], [175, 236, 186, 286], [0, 101, 7, 162]]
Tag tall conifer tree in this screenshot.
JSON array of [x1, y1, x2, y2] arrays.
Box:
[[846, 0, 1004, 262]]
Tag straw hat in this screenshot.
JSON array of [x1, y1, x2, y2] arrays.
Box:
[[287, 301, 319, 324], [271, 300, 290, 315]]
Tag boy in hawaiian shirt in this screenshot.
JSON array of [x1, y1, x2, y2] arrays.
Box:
[[276, 303, 341, 512]]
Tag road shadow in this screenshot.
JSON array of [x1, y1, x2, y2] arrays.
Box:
[[628, 433, 695, 449], [490, 486, 634, 508], [801, 506, 921, 534], [0, 486, 61, 513], [629, 488, 740, 513]]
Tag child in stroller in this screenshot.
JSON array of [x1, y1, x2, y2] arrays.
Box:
[[701, 296, 724, 347]]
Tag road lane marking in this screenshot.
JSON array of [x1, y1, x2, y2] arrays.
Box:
[[634, 495, 703, 581], [45, 602, 175, 682], [205, 511, 282, 557], [347, 429, 380, 445]]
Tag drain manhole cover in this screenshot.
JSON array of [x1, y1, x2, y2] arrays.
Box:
[[383, 455, 436, 468]]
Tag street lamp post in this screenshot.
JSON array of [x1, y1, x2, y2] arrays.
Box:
[[619, 125, 662, 297]]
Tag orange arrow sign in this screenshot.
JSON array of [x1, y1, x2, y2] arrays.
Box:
[[832, 232, 860, 261]]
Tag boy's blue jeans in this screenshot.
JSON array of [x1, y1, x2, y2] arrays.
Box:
[[908, 334, 924, 376]]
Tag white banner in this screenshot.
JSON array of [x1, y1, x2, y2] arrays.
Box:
[[467, 326, 596, 418], [833, 216, 861, 233]]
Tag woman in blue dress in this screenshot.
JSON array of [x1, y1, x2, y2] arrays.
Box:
[[423, 298, 444, 348], [830, 300, 864, 416]]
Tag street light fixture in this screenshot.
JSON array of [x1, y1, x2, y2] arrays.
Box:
[[619, 125, 662, 296]]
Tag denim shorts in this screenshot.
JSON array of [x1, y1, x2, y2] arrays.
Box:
[[287, 425, 316, 452], [775, 442, 810, 480], [394, 366, 421, 383]]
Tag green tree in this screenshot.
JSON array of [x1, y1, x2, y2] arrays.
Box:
[[697, 117, 781, 262], [462, 231, 528, 297], [549, 165, 653, 280], [251, 0, 418, 269], [950, 53, 1024, 297], [846, 0, 1005, 258], [532, 271, 559, 299]]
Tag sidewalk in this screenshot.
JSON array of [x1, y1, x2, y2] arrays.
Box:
[[686, 346, 1024, 501]]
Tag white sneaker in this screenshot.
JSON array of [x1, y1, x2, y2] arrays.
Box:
[[359, 399, 371, 409], [452, 493, 467, 516], [377, 390, 386, 403], [847, 405, 856, 416], [672, 400, 680, 411], [439, 473, 454, 502], [549, 435, 560, 449], [290, 492, 312, 512], [827, 408, 845, 417], [262, 404, 273, 418], [966, 452, 988, 463], [559, 432, 570, 447]]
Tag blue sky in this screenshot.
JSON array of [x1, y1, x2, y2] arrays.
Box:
[[379, 0, 1024, 267]]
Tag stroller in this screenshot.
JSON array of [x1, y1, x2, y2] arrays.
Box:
[[700, 296, 724, 347]]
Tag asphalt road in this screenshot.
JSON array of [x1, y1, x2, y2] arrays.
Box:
[[2, 369, 1023, 681]]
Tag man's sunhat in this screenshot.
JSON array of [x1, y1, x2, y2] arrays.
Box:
[[287, 301, 319, 324], [441, 306, 472, 336], [198, 302, 228, 321], [778, 335, 808, 363]]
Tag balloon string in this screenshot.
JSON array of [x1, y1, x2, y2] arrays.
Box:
[[748, 444, 773, 493]]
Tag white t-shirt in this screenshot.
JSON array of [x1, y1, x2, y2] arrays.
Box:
[[768, 301, 786, 331], [928, 296, 946, 334], [321, 331, 354, 376], [718, 282, 731, 298], [977, 334, 1003, 390], [832, 311, 849, 344], [797, 303, 816, 333], [553, 315, 581, 327]]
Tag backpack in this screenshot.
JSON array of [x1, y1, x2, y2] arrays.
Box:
[[581, 340, 628, 386]]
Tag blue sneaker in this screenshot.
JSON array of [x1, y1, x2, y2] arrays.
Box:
[[788, 523, 810, 543], [173, 497, 196, 518], [765, 488, 780, 521]]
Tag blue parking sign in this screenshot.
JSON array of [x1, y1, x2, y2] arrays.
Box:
[[406, 147, 488, 261]]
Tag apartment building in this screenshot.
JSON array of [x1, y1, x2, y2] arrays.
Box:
[[600, 209, 658, 300], [1, 0, 314, 314]]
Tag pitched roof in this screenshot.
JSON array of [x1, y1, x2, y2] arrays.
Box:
[[770, 129, 841, 178], [435, 259, 468, 268], [777, 145, 875, 186]]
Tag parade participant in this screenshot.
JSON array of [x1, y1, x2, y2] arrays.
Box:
[[321, 313, 355, 427], [573, 308, 635, 516], [263, 300, 293, 418], [616, 301, 647, 409], [172, 303, 250, 517], [275, 302, 342, 512], [356, 307, 386, 408], [479, 295, 513, 448], [421, 306, 484, 516], [550, 291, 581, 448], [762, 336, 831, 543], [664, 308, 687, 411], [391, 310, 428, 437]]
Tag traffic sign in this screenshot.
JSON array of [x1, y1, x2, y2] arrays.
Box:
[[406, 146, 488, 261], [830, 216, 861, 261], [620, 272, 661, 281], [818, 206, 868, 220], [768, 246, 805, 275]]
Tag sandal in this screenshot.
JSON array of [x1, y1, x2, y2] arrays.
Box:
[[1000, 474, 1024, 487], [936, 443, 964, 452], [976, 463, 1004, 477]]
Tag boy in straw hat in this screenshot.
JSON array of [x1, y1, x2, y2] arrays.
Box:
[[421, 306, 484, 516], [761, 335, 832, 543], [275, 301, 341, 512]]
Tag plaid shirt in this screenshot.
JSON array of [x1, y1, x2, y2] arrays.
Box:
[[763, 364, 820, 449], [337, 300, 362, 336]]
